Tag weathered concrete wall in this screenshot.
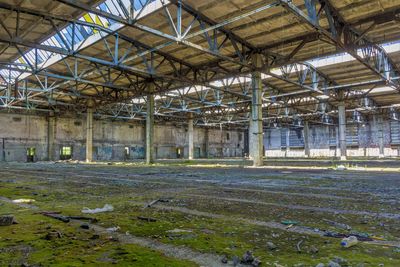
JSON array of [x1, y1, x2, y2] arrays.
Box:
[[0, 113, 243, 162], [0, 114, 48, 162], [264, 117, 400, 158], [207, 128, 244, 158]]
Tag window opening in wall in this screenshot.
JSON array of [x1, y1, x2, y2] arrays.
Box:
[[60, 146, 72, 160], [27, 147, 35, 162], [124, 146, 130, 160], [176, 147, 183, 158], [238, 133, 242, 142], [226, 133, 230, 141]]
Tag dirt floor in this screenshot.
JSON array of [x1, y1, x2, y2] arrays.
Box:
[[0, 159, 399, 266]]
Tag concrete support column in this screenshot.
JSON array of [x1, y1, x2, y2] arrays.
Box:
[[188, 114, 194, 160], [146, 92, 155, 164], [377, 114, 385, 158], [220, 125, 224, 158], [47, 113, 56, 161], [86, 108, 94, 162], [204, 128, 209, 158], [249, 54, 263, 166], [338, 101, 347, 160], [1, 138, 5, 162], [304, 121, 310, 158], [285, 128, 290, 157]]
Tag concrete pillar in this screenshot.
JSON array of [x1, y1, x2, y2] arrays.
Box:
[[2, 138, 5, 161], [285, 128, 290, 157], [304, 121, 310, 158], [338, 101, 347, 160], [204, 128, 209, 158], [243, 129, 249, 157], [188, 114, 194, 160], [47, 113, 56, 161], [220, 125, 224, 158], [249, 54, 263, 166], [86, 108, 94, 162], [146, 92, 154, 164], [377, 114, 385, 158]]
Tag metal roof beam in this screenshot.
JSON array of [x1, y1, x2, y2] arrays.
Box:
[[279, 0, 400, 91]]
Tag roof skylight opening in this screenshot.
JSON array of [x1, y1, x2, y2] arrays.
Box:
[[0, 0, 159, 85]]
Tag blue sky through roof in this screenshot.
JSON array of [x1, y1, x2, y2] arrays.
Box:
[[0, 0, 155, 84]]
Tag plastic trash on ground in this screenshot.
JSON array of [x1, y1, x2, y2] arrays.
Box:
[[81, 204, 114, 214], [336, 165, 347, 171], [341, 235, 358, 248], [106, 226, 120, 232], [12, 199, 35, 204], [281, 220, 299, 225]]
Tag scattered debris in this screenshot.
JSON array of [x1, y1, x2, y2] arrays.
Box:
[[41, 212, 70, 223], [166, 229, 192, 233], [350, 231, 371, 239], [106, 226, 120, 232], [272, 232, 280, 238], [241, 250, 254, 264], [232, 255, 240, 266], [323, 219, 351, 230], [0, 215, 16, 226], [44, 230, 63, 240], [341, 236, 358, 248], [144, 198, 170, 208], [239, 250, 261, 266], [221, 255, 228, 264], [281, 220, 299, 225], [82, 204, 114, 214], [252, 257, 262, 267], [331, 256, 348, 265], [12, 199, 35, 204], [324, 231, 373, 241], [201, 228, 215, 235], [335, 165, 347, 171], [137, 216, 157, 222], [80, 223, 90, 230], [315, 264, 325, 267], [267, 241, 277, 250], [68, 216, 98, 223], [296, 240, 304, 253], [40, 212, 98, 224], [166, 228, 196, 240], [90, 234, 100, 240], [310, 245, 319, 254]]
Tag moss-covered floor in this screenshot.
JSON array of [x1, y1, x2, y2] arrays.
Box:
[[0, 161, 399, 266]]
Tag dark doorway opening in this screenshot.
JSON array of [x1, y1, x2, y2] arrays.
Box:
[[27, 147, 35, 162], [124, 146, 130, 160], [176, 147, 183, 158]]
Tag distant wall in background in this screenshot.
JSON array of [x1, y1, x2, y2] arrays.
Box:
[[264, 117, 400, 158], [0, 113, 244, 162]]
